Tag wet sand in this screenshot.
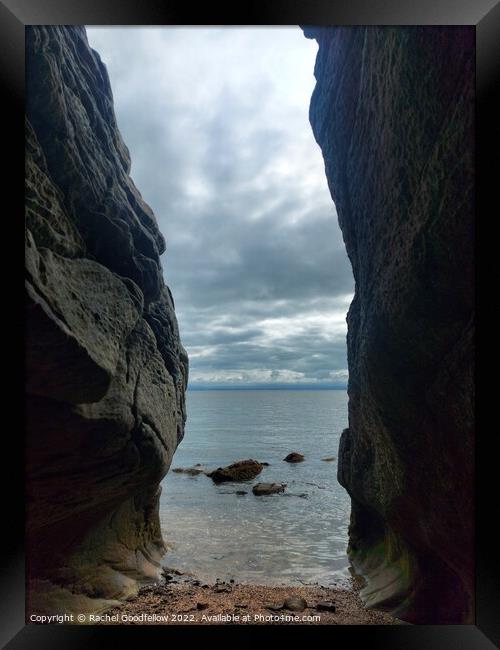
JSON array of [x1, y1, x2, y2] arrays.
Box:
[[93, 571, 396, 625]]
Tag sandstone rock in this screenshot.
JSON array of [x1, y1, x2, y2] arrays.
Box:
[[283, 452, 304, 463], [303, 26, 474, 624], [252, 483, 286, 496], [25, 26, 188, 615], [207, 459, 263, 483]]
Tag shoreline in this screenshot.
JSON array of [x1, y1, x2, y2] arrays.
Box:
[[92, 570, 397, 625]]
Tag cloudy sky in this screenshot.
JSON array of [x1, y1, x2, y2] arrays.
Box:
[[86, 27, 353, 388]]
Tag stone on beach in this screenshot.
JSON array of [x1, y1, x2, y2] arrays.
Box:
[[283, 596, 308, 612], [266, 603, 283, 611]]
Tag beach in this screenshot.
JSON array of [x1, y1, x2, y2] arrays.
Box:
[[93, 570, 396, 626]]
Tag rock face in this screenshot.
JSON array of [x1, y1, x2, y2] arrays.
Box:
[[303, 27, 474, 623], [25, 26, 188, 614]]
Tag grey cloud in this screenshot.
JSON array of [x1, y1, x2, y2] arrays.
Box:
[[86, 27, 353, 386]]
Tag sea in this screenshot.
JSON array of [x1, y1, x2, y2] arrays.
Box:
[[159, 389, 351, 587]]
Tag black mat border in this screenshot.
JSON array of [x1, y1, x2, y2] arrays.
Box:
[[2, 0, 496, 647]]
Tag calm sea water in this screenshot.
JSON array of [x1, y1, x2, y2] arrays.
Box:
[[159, 389, 351, 586]]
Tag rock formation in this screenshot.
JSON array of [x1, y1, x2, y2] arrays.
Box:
[[25, 26, 188, 614], [303, 27, 474, 623]]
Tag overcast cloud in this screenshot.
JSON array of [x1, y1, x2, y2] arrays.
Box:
[[86, 27, 353, 387]]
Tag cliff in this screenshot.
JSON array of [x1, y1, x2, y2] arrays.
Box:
[[25, 26, 188, 614], [303, 27, 474, 623]]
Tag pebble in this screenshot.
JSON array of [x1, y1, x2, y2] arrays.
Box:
[[283, 596, 307, 612]]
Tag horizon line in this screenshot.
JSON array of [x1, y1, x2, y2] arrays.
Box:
[[187, 383, 348, 391]]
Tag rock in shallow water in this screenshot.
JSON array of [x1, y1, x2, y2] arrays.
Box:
[[252, 483, 286, 496], [207, 459, 263, 483], [283, 452, 304, 463]]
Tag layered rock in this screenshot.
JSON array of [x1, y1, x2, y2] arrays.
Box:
[[303, 27, 474, 623], [25, 26, 188, 614]]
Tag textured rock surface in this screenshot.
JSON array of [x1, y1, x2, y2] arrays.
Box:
[[304, 27, 474, 623], [208, 459, 263, 484], [25, 26, 188, 614]]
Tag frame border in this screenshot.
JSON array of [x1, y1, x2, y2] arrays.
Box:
[[3, 0, 495, 646]]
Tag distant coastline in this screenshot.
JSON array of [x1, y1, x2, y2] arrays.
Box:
[[187, 384, 348, 391]]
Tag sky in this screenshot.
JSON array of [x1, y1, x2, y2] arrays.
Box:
[[86, 27, 354, 388]]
